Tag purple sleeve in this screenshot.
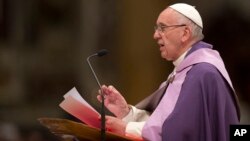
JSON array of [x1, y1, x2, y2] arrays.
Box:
[[161, 63, 239, 141]]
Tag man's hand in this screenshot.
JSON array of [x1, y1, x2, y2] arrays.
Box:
[[97, 85, 130, 119], [105, 116, 127, 135]]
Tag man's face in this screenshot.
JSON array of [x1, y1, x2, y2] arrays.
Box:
[[153, 8, 185, 61]]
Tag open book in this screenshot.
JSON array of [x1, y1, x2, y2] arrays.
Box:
[[59, 87, 101, 128], [59, 87, 143, 141]]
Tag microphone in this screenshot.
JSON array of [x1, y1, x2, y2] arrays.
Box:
[[87, 49, 109, 87], [86, 49, 109, 141]]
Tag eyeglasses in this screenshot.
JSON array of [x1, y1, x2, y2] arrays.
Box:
[[154, 24, 186, 33]]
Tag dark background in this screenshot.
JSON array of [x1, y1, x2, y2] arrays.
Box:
[[0, 0, 249, 140]]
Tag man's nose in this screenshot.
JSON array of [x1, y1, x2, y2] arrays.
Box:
[[153, 30, 161, 40]]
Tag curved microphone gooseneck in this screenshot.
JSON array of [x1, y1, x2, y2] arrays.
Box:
[[86, 49, 109, 141]]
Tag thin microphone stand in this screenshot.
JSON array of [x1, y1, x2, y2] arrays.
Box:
[[87, 54, 106, 141]]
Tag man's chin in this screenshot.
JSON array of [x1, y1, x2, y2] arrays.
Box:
[[161, 54, 172, 61]]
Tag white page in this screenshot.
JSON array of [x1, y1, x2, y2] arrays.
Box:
[[63, 87, 97, 112], [59, 87, 101, 128]]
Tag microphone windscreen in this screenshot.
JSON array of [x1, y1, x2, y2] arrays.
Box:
[[97, 49, 109, 57]]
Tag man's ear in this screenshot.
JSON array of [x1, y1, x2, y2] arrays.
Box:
[[181, 26, 192, 42]]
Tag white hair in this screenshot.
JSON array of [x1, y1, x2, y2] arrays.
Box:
[[174, 10, 204, 40]]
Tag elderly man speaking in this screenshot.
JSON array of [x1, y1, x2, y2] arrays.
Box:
[[97, 3, 240, 141]]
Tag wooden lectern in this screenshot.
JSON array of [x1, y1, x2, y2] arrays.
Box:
[[38, 118, 142, 141]]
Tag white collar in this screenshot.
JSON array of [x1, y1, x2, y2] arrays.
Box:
[[173, 48, 191, 67]]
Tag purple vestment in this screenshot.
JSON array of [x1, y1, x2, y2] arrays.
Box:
[[140, 41, 240, 141]]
